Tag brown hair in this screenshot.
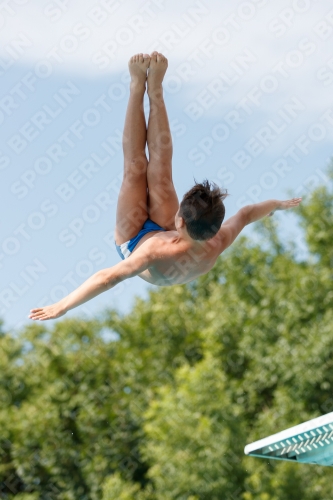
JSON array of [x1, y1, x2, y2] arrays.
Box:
[[179, 179, 228, 240]]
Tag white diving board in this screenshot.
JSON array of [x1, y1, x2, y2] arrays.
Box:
[[245, 412, 333, 466]]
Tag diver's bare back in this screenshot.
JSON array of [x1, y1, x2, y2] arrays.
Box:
[[132, 229, 221, 286]]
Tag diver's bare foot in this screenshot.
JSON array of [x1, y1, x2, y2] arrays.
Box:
[[128, 53, 150, 91], [147, 51, 168, 96]]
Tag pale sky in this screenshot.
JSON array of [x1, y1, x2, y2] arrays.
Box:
[[1, 0, 333, 332]]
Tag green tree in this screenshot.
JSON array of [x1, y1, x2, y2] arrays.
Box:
[[142, 355, 246, 500], [3, 162, 333, 499]]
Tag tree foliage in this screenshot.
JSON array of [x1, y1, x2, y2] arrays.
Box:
[[2, 164, 333, 498]]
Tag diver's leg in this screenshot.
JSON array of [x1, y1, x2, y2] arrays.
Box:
[[146, 51, 179, 230], [115, 53, 150, 244]]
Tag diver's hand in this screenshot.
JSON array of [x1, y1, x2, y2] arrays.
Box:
[[29, 303, 67, 321], [268, 197, 302, 216]]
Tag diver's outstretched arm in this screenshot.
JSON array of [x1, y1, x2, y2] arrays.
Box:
[[29, 239, 157, 321], [218, 197, 302, 253], [244, 197, 302, 223]]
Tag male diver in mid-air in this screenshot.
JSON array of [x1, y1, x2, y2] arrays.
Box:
[[29, 52, 302, 321]]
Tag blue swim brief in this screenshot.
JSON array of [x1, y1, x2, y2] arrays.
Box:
[[115, 218, 166, 260]]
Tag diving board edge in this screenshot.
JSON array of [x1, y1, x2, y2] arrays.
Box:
[[245, 411, 333, 456]]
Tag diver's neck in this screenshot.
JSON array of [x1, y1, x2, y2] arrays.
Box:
[[176, 230, 202, 249]]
